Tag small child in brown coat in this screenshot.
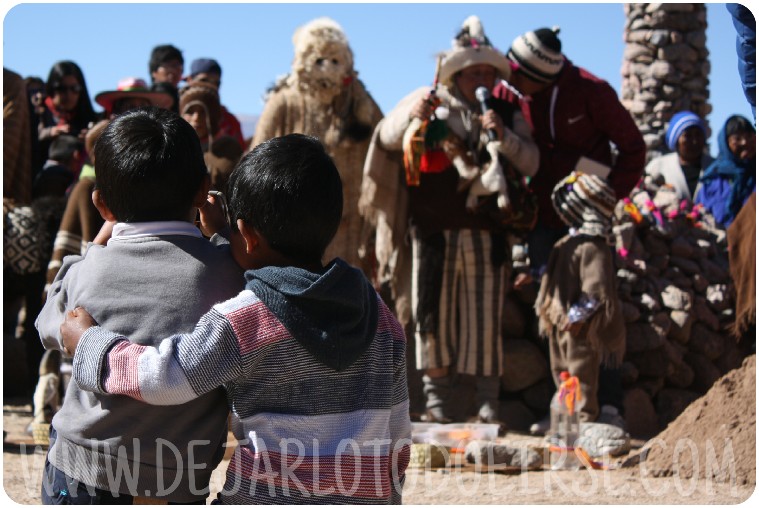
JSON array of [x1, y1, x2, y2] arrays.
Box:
[[536, 171, 625, 423]]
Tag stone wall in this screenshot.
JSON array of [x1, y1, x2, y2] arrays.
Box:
[[621, 3, 711, 162], [497, 174, 748, 439]]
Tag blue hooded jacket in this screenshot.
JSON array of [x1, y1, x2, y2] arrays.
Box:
[[695, 119, 756, 227]]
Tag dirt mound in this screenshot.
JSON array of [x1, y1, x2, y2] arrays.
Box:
[[636, 354, 756, 485]]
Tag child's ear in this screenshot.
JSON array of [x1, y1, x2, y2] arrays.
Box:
[[236, 219, 261, 254], [192, 174, 212, 208], [91, 190, 117, 222]]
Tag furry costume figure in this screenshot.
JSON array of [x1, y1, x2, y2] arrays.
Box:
[[252, 17, 383, 270]]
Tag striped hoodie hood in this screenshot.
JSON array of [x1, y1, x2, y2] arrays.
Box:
[[244, 258, 378, 371]]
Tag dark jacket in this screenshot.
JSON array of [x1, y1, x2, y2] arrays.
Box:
[[495, 59, 645, 228]]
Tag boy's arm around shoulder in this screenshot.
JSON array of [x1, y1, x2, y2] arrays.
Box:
[[68, 292, 254, 406]]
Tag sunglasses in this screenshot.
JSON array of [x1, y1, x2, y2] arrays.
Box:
[[54, 84, 82, 94]]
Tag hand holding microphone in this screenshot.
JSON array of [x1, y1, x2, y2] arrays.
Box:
[[475, 86, 503, 141]]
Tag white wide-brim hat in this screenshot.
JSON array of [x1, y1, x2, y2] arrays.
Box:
[[438, 15, 511, 88]]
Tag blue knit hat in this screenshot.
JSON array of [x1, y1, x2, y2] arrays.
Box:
[[665, 111, 705, 151]]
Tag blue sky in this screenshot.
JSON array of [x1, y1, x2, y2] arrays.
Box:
[[2, 1, 754, 156]]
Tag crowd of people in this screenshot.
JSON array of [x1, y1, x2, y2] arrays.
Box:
[[2, 12, 756, 505]]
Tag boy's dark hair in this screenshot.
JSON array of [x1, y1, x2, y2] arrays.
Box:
[[93, 106, 207, 222], [725, 115, 755, 138], [48, 135, 82, 163], [228, 134, 343, 264], [149, 44, 184, 75]]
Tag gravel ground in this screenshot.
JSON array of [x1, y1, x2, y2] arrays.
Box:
[[3, 398, 753, 505]]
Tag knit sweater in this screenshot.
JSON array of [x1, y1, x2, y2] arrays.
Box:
[[36, 223, 244, 502], [72, 258, 411, 504]]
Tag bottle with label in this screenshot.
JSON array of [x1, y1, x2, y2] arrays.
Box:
[[549, 371, 582, 470]]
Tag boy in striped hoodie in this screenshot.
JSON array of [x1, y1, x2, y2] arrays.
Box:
[[61, 133, 411, 504]]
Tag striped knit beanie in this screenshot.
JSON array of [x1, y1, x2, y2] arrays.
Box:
[[507, 26, 564, 83], [551, 171, 617, 240], [665, 111, 706, 151]]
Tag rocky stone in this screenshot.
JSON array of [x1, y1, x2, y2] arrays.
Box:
[[714, 340, 750, 375], [634, 292, 662, 313], [623, 388, 660, 438], [620, 361, 640, 386], [691, 273, 709, 293], [576, 422, 632, 457], [502, 295, 527, 339], [628, 348, 672, 378], [634, 376, 666, 398], [520, 377, 555, 414], [626, 322, 666, 353], [668, 309, 694, 344], [700, 258, 729, 283], [623, 4, 709, 161], [706, 284, 731, 312], [643, 234, 669, 256], [669, 236, 694, 258], [497, 399, 537, 434], [622, 301, 641, 322], [683, 352, 723, 393], [465, 440, 542, 469], [666, 359, 695, 389], [692, 296, 720, 331], [669, 255, 700, 275], [661, 284, 692, 311], [689, 324, 726, 360], [501, 339, 550, 392]]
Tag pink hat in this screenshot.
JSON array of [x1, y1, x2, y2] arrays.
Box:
[[95, 77, 174, 113]]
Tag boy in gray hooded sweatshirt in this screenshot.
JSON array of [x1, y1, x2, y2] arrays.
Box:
[[36, 107, 243, 504]]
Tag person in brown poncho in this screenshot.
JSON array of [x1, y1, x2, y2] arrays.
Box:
[[536, 171, 626, 424]]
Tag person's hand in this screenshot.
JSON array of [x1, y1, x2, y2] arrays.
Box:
[[92, 220, 116, 245], [512, 272, 533, 290], [50, 124, 71, 137], [481, 110, 504, 141], [198, 192, 228, 237], [409, 94, 435, 121], [61, 307, 98, 357]]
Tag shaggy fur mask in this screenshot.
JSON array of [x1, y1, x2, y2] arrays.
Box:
[[287, 17, 356, 104]]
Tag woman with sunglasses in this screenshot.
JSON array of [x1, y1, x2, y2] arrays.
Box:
[[37, 61, 98, 176]]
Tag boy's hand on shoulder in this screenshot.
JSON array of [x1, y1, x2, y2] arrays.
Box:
[[198, 192, 228, 237], [61, 307, 98, 356]]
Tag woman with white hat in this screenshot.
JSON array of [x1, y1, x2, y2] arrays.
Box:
[[364, 16, 538, 426]]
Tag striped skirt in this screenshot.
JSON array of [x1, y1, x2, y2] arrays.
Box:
[[412, 229, 506, 377]]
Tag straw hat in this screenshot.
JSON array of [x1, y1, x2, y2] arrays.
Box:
[[95, 77, 173, 113]]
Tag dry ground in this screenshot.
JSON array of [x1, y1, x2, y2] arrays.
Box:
[[3, 398, 754, 505]]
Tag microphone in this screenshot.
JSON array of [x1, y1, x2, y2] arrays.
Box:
[[475, 86, 497, 141]]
